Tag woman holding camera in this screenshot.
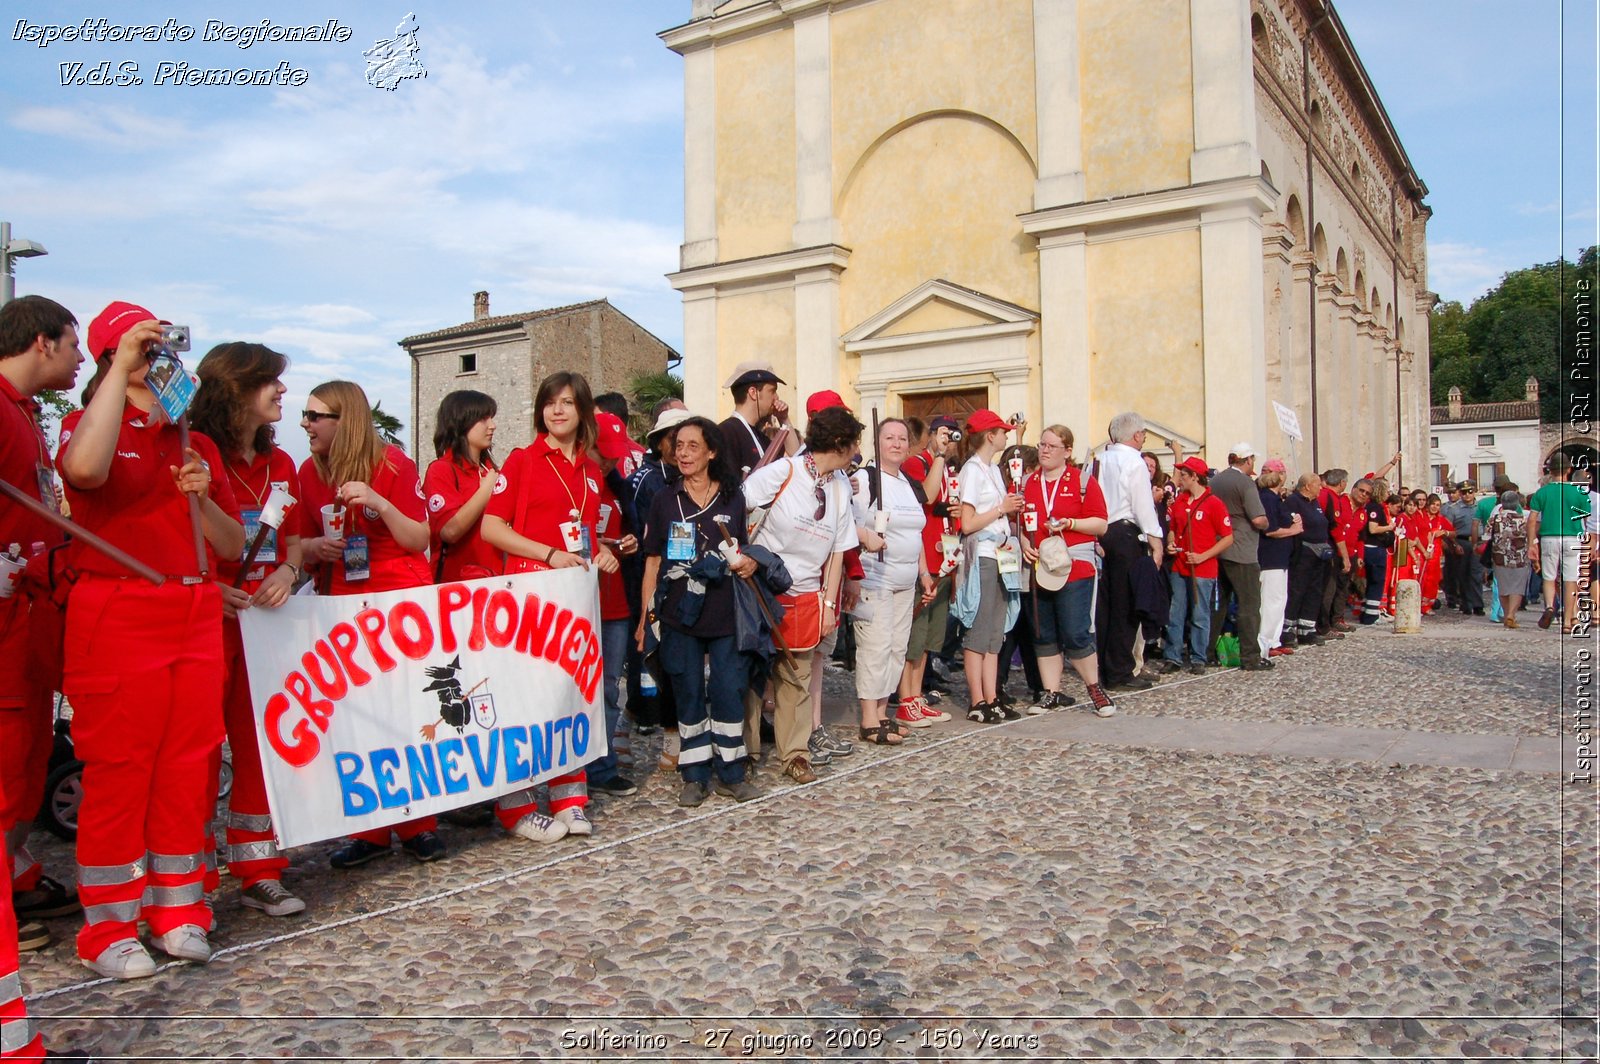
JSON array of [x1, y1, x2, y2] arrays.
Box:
[[297, 380, 443, 868], [189, 342, 307, 917], [58, 302, 245, 978], [481, 372, 616, 841], [954, 409, 1022, 723]]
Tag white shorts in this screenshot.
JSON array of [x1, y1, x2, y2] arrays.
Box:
[[1540, 535, 1584, 581], [851, 585, 916, 701]]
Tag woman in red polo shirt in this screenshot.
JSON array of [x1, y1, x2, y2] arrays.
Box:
[[1019, 425, 1115, 716], [189, 342, 307, 918], [482, 371, 618, 843], [423, 390, 500, 583], [57, 302, 245, 979], [297, 380, 443, 868]]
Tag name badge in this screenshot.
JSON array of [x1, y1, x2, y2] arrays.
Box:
[[667, 521, 696, 562], [560, 520, 591, 559], [240, 508, 279, 565], [342, 534, 370, 582], [995, 544, 1021, 575], [35, 463, 61, 515]]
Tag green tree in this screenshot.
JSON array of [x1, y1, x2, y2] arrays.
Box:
[[626, 370, 684, 438], [371, 400, 404, 448]]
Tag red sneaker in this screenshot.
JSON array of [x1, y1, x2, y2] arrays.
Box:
[[909, 695, 949, 723], [894, 700, 934, 728], [1268, 646, 1294, 658]]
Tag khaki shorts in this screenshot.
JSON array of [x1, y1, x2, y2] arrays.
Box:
[[906, 573, 952, 661]]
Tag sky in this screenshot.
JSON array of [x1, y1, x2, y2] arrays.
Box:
[[1, 2, 1594, 462]]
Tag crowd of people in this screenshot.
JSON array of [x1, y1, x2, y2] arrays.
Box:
[[0, 295, 1592, 1060]]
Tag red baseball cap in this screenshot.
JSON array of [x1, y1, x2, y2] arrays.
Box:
[[965, 409, 1017, 434], [86, 301, 157, 360], [594, 412, 640, 461], [1177, 456, 1210, 477], [805, 389, 849, 417]]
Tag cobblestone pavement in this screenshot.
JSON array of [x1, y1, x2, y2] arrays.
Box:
[[17, 610, 1597, 1061]]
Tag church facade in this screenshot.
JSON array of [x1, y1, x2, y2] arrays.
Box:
[[661, 0, 1432, 473]]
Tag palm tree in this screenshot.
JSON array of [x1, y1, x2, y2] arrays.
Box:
[[627, 371, 684, 437], [371, 400, 404, 448]]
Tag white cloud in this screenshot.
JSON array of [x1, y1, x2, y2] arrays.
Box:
[[1427, 241, 1507, 304]]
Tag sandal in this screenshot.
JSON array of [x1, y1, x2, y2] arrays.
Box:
[[858, 720, 904, 745]]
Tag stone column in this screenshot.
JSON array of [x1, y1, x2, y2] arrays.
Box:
[[1032, 0, 1086, 209], [1188, 0, 1256, 183], [681, 42, 718, 270], [792, 7, 836, 247], [793, 263, 843, 412], [1199, 201, 1269, 456], [1037, 231, 1091, 441], [681, 286, 719, 416], [1313, 274, 1340, 467]]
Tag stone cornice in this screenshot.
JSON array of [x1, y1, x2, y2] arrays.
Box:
[[660, 0, 872, 52], [1020, 175, 1277, 238], [667, 244, 851, 291]]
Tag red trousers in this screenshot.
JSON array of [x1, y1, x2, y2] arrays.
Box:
[[209, 622, 287, 890], [0, 590, 61, 893], [494, 770, 588, 831], [1, 819, 44, 1061], [64, 577, 225, 961]]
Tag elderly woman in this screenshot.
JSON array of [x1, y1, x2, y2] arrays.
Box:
[[1255, 460, 1300, 657], [850, 418, 931, 743], [1485, 490, 1532, 627], [1284, 473, 1333, 647]]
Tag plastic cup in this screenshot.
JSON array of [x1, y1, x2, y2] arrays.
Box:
[[321, 504, 346, 539], [873, 510, 890, 534], [0, 555, 23, 600], [261, 485, 296, 529]]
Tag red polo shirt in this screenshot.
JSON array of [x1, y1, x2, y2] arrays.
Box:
[[484, 436, 605, 573], [423, 454, 502, 582], [0, 374, 66, 707], [1021, 465, 1107, 581], [596, 476, 629, 621], [1168, 490, 1232, 578], [217, 446, 300, 590], [57, 402, 239, 579], [297, 444, 430, 594], [1319, 486, 1360, 551]]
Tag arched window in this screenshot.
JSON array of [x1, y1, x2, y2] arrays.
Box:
[[1354, 269, 1366, 308]]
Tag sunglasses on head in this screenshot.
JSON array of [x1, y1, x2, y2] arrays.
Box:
[[302, 410, 340, 423]]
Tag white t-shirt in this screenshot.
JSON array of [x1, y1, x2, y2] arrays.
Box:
[[958, 456, 1011, 560], [744, 456, 858, 594], [850, 467, 928, 592]]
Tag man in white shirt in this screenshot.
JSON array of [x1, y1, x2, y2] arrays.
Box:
[[1094, 412, 1164, 690]]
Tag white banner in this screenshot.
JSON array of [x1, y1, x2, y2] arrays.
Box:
[[1271, 400, 1303, 442], [239, 570, 606, 849]]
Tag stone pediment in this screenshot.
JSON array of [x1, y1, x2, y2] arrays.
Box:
[[842, 279, 1037, 352]]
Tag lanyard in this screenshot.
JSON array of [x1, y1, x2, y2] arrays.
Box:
[[1040, 468, 1068, 521], [675, 486, 721, 549], [544, 449, 590, 522], [737, 414, 764, 453], [228, 451, 271, 509]]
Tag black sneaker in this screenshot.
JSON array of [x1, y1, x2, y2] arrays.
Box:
[[401, 831, 446, 862], [590, 775, 639, 797], [1240, 658, 1276, 671], [1186, 662, 1207, 676], [15, 874, 80, 919], [996, 699, 1023, 721], [1113, 675, 1154, 691], [966, 701, 993, 723], [1151, 659, 1182, 675], [329, 838, 390, 869]]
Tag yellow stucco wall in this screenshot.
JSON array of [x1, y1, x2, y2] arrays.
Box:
[[713, 31, 795, 262], [1079, 0, 1194, 199], [836, 114, 1039, 337], [878, 297, 998, 337], [1087, 231, 1205, 447], [831, 0, 1037, 208], [716, 287, 797, 393]]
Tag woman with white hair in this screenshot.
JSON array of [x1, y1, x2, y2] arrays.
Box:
[[1485, 490, 1532, 627]]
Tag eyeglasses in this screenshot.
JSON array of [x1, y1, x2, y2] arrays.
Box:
[[302, 410, 340, 423], [812, 481, 827, 521]]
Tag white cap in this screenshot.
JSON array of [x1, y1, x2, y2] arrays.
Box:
[[1229, 441, 1257, 460]]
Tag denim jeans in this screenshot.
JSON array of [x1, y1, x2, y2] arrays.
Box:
[[660, 625, 751, 783], [1164, 571, 1215, 664], [587, 618, 630, 784]]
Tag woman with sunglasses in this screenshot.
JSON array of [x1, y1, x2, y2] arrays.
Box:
[[298, 381, 444, 868], [481, 371, 616, 841], [57, 302, 245, 978], [189, 342, 306, 918]]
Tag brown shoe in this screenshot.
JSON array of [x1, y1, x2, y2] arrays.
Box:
[[782, 757, 818, 784], [1537, 609, 1555, 629], [18, 919, 50, 952]]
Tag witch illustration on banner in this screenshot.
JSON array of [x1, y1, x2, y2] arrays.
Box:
[[419, 656, 495, 741]]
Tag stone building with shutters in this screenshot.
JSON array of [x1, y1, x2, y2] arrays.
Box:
[[401, 292, 680, 459], [661, 0, 1431, 473]]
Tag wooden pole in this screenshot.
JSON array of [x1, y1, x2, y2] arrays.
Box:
[[0, 476, 165, 586]]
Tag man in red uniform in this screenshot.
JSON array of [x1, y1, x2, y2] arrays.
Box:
[[0, 295, 100, 1060]]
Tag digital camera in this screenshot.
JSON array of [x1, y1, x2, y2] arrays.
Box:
[[155, 324, 191, 358]]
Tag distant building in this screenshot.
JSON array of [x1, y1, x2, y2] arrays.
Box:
[[660, 0, 1432, 474], [1428, 379, 1541, 491], [401, 292, 679, 458]]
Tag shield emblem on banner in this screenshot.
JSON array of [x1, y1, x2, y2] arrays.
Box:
[[470, 693, 497, 729]]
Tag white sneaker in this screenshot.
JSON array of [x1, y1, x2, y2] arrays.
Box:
[[86, 938, 158, 980], [241, 879, 306, 917], [152, 924, 213, 964], [555, 807, 594, 837], [512, 811, 568, 843]]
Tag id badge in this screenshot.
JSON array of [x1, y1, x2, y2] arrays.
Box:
[[342, 534, 370, 582], [1023, 509, 1038, 533], [35, 463, 61, 514], [940, 532, 960, 556], [666, 521, 696, 562], [146, 356, 197, 424], [995, 544, 1021, 575], [240, 509, 279, 565]]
